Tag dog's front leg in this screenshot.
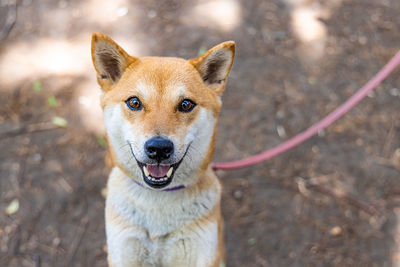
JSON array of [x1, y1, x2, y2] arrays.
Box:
[[106, 226, 152, 267], [105, 202, 152, 267], [163, 220, 224, 267]]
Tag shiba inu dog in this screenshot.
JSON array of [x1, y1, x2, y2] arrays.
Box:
[[91, 33, 235, 267]]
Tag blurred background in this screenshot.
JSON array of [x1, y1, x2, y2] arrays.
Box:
[[1, 0, 400, 266]]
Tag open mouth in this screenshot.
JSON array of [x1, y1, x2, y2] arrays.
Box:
[[127, 141, 191, 189], [127, 141, 191, 190], [136, 161, 182, 189]]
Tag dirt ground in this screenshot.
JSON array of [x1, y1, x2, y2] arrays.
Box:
[[1, 0, 400, 266]]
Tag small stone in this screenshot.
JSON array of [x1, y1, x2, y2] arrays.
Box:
[[52, 237, 61, 246], [247, 27, 256, 35], [33, 153, 42, 162], [147, 10, 157, 19], [356, 138, 363, 146], [358, 36, 367, 45], [367, 91, 375, 98], [371, 14, 379, 22], [277, 125, 287, 138], [330, 226, 342, 236], [329, 93, 338, 101], [233, 190, 242, 200], [276, 110, 285, 119], [78, 96, 91, 107], [117, 6, 128, 17], [390, 88, 400, 96]]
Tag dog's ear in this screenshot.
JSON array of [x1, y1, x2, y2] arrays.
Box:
[[91, 33, 137, 91], [189, 41, 235, 95]]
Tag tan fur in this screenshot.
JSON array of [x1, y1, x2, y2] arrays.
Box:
[[91, 33, 235, 267]]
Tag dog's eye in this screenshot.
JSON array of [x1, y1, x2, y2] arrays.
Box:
[[178, 99, 196, 113], [126, 97, 142, 111]]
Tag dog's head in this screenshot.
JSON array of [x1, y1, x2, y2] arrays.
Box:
[[91, 33, 235, 190]]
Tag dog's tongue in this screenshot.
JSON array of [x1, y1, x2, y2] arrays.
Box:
[[146, 164, 170, 178]]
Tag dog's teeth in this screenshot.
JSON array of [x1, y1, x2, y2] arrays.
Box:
[[166, 167, 173, 178], [143, 166, 149, 177]]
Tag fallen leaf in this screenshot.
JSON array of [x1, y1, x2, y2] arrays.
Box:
[[247, 237, 256, 245], [33, 80, 42, 92], [97, 136, 107, 148], [52, 116, 68, 127], [198, 47, 207, 56], [308, 76, 317, 85], [48, 96, 58, 108], [6, 199, 19, 215]]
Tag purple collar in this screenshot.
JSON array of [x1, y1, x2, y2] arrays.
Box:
[[133, 180, 185, 192]]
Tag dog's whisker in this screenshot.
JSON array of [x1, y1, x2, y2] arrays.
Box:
[[118, 142, 132, 150]]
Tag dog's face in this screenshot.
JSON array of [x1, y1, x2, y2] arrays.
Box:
[[91, 33, 234, 190]]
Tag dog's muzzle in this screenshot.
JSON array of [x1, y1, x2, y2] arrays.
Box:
[[128, 138, 190, 189]]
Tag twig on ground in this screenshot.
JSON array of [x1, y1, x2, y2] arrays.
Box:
[[0, 0, 17, 41], [0, 122, 61, 139], [65, 216, 89, 266], [296, 177, 382, 217], [374, 156, 400, 172], [381, 117, 396, 157], [32, 253, 41, 267]]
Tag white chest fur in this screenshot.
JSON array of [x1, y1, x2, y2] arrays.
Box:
[[105, 167, 221, 267]]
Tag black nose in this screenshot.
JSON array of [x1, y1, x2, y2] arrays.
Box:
[[144, 137, 174, 162]]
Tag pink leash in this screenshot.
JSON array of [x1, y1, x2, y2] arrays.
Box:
[[212, 50, 400, 170]]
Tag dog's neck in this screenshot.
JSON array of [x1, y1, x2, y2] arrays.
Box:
[[107, 166, 221, 237]]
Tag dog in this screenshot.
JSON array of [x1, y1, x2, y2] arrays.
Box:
[[91, 33, 235, 267]]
